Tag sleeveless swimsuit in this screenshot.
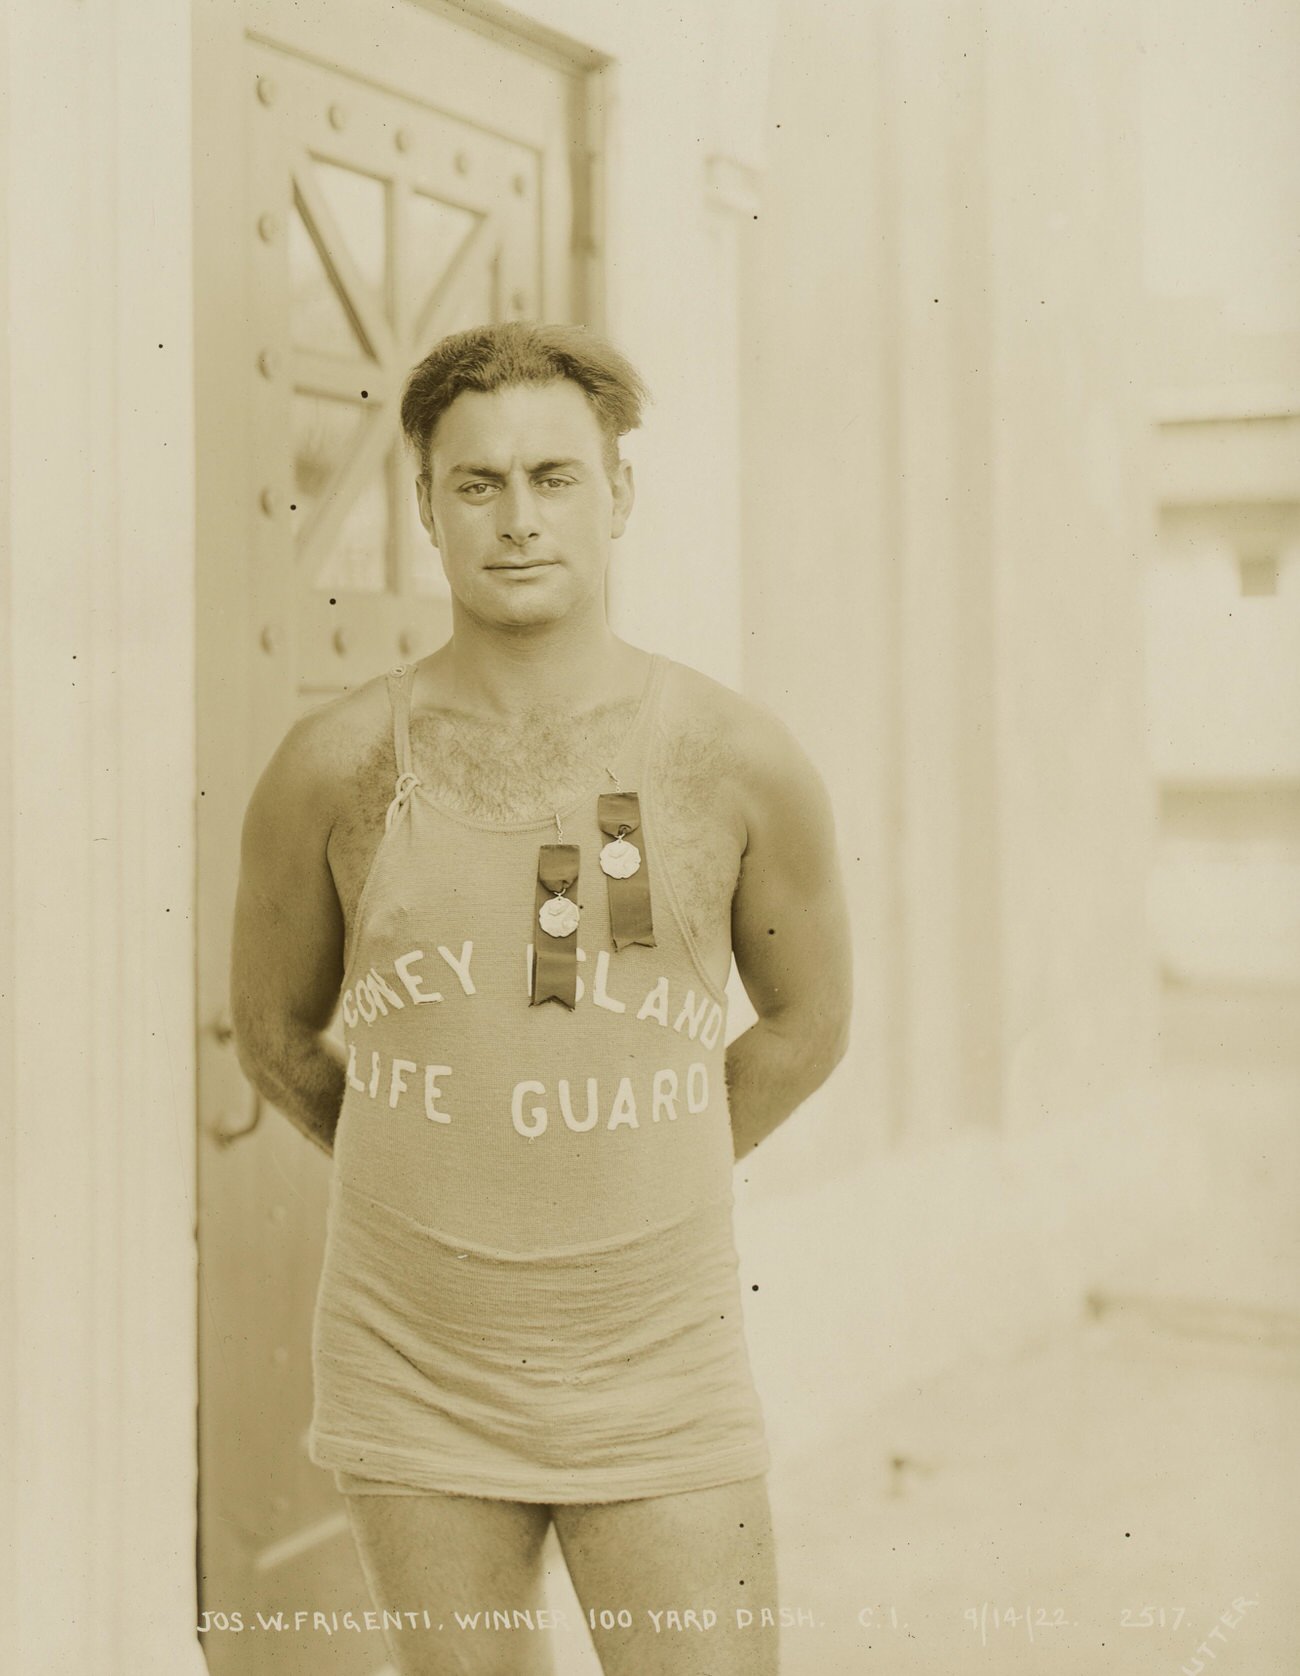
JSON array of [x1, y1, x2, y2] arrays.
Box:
[[307, 653, 770, 1502]]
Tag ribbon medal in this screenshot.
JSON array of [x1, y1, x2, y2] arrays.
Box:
[[597, 791, 656, 950], [539, 894, 580, 938], [532, 843, 581, 1007], [599, 835, 641, 879]]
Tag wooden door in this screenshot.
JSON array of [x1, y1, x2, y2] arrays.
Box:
[[194, 3, 598, 1669]]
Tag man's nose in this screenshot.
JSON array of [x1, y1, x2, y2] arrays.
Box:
[[497, 479, 541, 546]]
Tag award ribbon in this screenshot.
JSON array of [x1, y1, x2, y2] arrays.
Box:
[[532, 843, 581, 1008], [597, 791, 656, 951]]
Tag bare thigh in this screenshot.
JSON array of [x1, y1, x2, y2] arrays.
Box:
[[343, 1490, 555, 1676], [551, 1475, 779, 1676]]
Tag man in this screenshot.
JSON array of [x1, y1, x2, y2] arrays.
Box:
[[231, 320, 852, 1676]]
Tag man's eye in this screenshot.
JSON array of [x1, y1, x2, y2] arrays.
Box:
[[539, 477, 573, 490], [462, 482, 494, 497]]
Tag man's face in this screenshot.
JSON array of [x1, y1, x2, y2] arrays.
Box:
[[416, 380, 634, 631]]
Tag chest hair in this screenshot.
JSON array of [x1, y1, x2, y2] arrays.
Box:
[[410, 699, 643, 823], [327, 699, 743, 959]]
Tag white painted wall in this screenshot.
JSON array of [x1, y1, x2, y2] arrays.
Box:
[[1139, 0, 1300, 1005], [1140, 0, 1300, 333], [0, 15, 14, 1674], [731, 0, 1165, 1467], [1, 3, 204, 1672]]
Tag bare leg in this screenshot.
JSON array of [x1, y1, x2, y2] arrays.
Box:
[[343, 1490, 556, 1676], [551, 1475, 779, 1676]]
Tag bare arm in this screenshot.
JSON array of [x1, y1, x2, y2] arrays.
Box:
[[230, 715, 348, 1156], [726, 711, 853, 1158]]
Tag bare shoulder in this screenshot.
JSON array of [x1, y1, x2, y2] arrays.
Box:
[[657, 659, 829, 836], [660, 658, 816, 762], [243, 672, 392, 844]]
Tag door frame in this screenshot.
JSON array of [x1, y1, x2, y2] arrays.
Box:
[[1, 1, 207, 1671]]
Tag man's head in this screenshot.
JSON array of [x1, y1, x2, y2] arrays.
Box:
[[400, 320, 649, 488], [401, 322, 649, 630]]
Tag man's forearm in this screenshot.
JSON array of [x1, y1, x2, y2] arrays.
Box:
[[237, 1024, 346, 1157], [724, 1014, 847, 1159]]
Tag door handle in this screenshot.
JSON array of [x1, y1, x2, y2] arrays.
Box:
[[207, 1094, 263, 1147], [206, 1007, 263, 1145]]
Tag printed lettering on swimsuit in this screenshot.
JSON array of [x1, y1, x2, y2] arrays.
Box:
[[340, 942, 724, 1136]]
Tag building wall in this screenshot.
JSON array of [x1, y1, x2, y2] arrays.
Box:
[[983, 0, 1156, 1135], [1139, 0, 1300, 1060], [0, 14, 14, 1673], [733, 0, 1166, 1454], [1, 4, 203, 1672], [744, 0, 1156, 1153], [736, 0, 894, 1173]]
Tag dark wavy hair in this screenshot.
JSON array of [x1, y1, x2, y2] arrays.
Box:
[[400, 320, 650, 483]]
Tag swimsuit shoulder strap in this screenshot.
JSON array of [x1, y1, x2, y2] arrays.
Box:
[[383, 664, 420, 831], [388, 662, 417, 778]]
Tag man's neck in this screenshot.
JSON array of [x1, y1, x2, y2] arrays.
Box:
[[429, 607, 644, 720]]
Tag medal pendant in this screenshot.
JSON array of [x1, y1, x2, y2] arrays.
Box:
[[532, 842, 580, 1006], [539, 895, 580, 938], [596, 791, 656, 951], [599, 836, 642, 880]]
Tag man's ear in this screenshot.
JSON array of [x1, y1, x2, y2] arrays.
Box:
[[416, 474, 441, 550], [610, 458, 635, 539]]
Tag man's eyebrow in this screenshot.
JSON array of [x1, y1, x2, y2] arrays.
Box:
[[448, 458, 587, 478]]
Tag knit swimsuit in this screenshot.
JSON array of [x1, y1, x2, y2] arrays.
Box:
[[307, 653, 770, 1502]]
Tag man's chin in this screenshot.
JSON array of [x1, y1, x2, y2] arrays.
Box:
[[462, 594, 572, 632]]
